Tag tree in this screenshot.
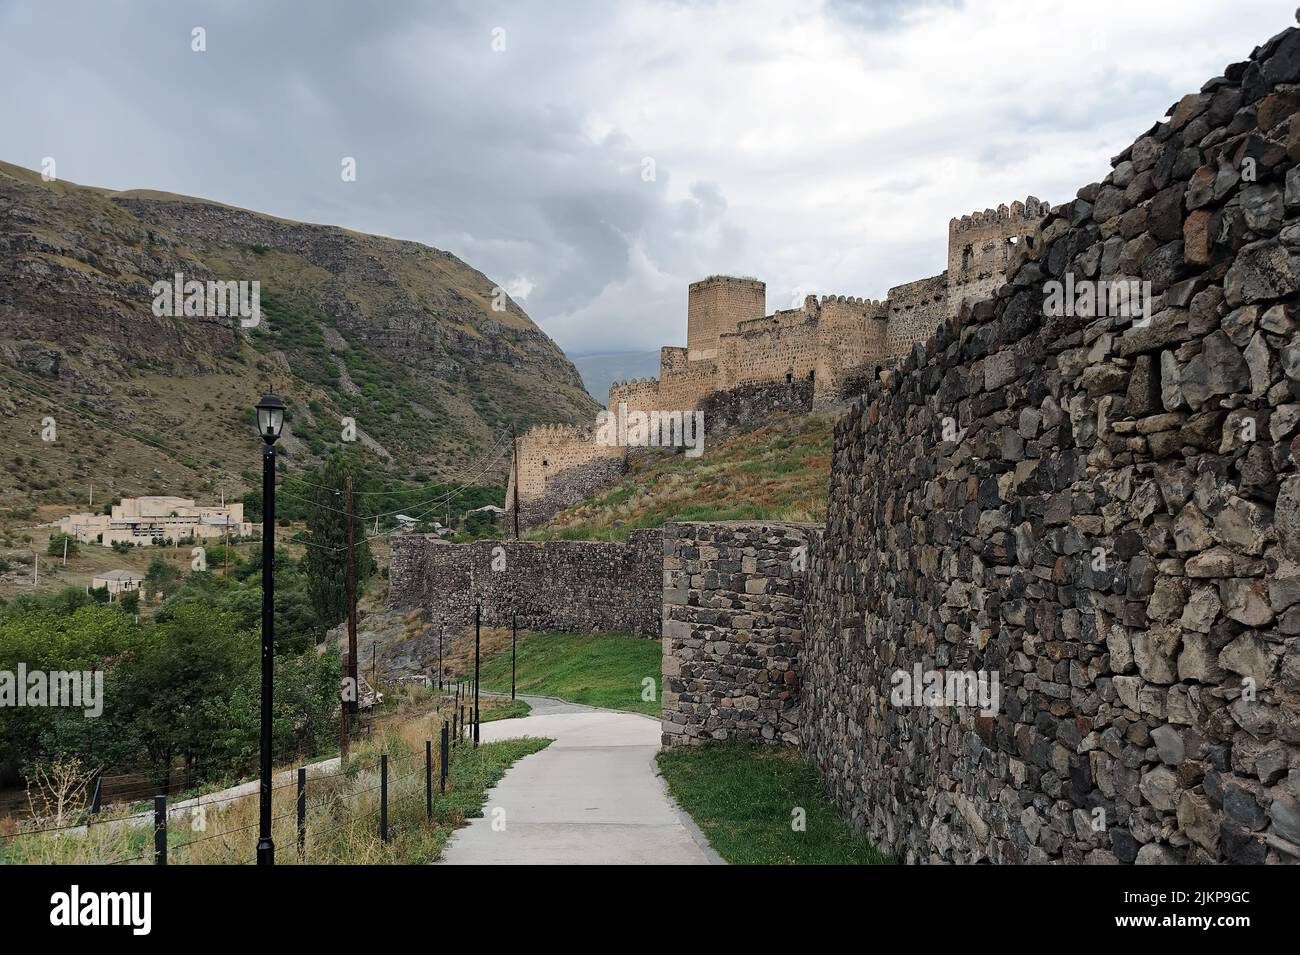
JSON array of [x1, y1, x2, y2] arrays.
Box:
[[300, 454, 375, 631], [110, 602, 255, 787], [46, 533, 79, 559], [143, 556, 179, 599]]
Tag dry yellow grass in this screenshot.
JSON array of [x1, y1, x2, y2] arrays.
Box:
[[0, 687, 545, 865]]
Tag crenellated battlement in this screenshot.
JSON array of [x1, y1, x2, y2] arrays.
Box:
[[816, 294, 886, 309], [949, 196, 1051, 233]]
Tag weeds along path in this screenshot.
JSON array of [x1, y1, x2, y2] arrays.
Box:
[[440, 696, 719, 865]]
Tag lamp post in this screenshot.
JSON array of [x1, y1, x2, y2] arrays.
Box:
[[254, 392, 286, 865]]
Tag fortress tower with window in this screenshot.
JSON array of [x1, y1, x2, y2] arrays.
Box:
[[512, 196, 1050, 526]]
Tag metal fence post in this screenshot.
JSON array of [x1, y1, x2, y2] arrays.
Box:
[[380, 753, 389, 843], [440, 720, 449, 794], [89, 774, 102, 818], [425, 740, 433, 820], [297, 767, 307, 858], [153, 795, 167, 865]]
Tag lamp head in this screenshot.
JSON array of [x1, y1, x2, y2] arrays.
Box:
[[255, 393, 286, 445]]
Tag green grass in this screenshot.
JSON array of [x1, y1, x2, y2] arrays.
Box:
[[479, 631, 662, 716], [480, 698, 531, 722], [656, 744, 891, 865]]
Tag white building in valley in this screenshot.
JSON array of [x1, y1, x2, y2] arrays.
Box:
[[58, 496, 258, 547]]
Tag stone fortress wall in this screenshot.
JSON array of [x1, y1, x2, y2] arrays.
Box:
[[799, 28, 1300, 865], [505, 423, 626, 527], [510, 200, 1049, 527], [661, 521, 819, 747], [388, 530, 661, 637]]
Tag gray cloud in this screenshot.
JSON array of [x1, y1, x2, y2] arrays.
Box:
[[0, 0, 1283, 354]]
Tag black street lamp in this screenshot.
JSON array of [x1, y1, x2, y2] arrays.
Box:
[[254, 392, 285, 865]]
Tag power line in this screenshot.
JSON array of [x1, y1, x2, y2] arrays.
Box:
[[279, 428, 513, 524], [291, 437, 513, 555]]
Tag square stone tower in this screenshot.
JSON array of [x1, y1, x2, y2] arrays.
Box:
[[686, 275, 765, 361], [947, 197, 1051, 315]]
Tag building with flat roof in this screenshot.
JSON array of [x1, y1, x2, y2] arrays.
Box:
[[58, 496, 258, 547]]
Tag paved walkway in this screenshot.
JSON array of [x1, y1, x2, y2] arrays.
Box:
[[440, 696, 719, 865]]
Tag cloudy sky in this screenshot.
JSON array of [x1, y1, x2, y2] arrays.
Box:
[[0, 0, 1286, 354]]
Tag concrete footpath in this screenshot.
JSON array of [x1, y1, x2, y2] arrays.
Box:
[[440, 695, 720, 865]]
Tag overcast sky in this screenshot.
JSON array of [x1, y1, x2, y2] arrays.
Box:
[[0, 0, 1287, 354]]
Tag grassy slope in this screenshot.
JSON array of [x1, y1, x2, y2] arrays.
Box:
[[531, 413, 835, 542], [478, 631, 662, 716], [656, 744, 890, 865]]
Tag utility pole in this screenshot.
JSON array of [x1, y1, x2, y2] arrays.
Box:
[[511, 422, 520, 540], [473, 603, 480, 748], [33, 553, 38, 585], [342, 475, 358, 765], [61, 536, 67, 566]]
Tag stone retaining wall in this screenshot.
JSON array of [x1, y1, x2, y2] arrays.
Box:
[[388, 531, 660, 637]]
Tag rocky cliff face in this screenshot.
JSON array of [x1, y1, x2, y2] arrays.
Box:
[[802, 27, 1300, 864], [0, 161, 598, 501]]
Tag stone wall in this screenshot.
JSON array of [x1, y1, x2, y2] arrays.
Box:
[[661, 521, 819, 747], [509, 199, 1047, 526], [388, 530, 660, 637], [699, 378, 813, 436], [886, 272, 949, 357], [505, 423, 626, 528], [800, 29, 1300, 865]]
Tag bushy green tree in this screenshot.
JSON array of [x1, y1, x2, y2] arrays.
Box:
[[46, 533, 79, 559], [143, 556, 180, 598]]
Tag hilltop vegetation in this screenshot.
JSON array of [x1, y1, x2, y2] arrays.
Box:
[[530, 414, 835, 540]]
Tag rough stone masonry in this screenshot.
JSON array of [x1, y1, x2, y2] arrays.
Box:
[[389, 531, 660, 638], [801, 27, 1300, 864], [662, 521, 818, 747]]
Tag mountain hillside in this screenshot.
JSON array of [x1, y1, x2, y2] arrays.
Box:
[[0, 160, 599, 505]]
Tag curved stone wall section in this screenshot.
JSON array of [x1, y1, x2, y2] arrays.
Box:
[[801, 29, 1300, 865]]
